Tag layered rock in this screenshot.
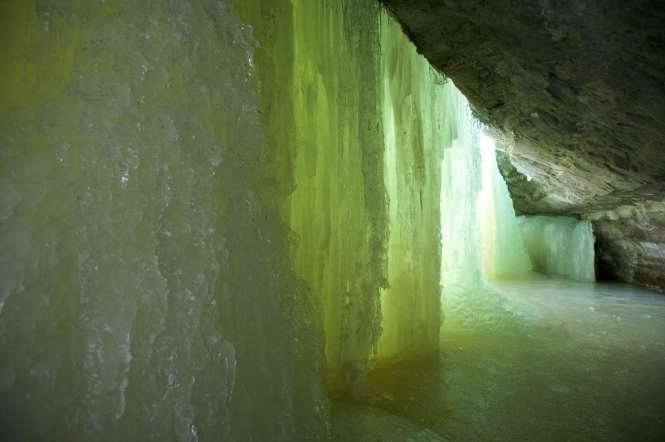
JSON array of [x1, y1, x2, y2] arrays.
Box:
[[589, 201, 665, 291]]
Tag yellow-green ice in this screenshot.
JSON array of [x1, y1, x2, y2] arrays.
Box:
[[0, 0, 661, 440]]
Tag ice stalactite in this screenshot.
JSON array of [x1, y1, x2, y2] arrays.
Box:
[[440, 93, 485, 293], [376, 11, 445, 363], [478, 136, 533, 280], [282, 0, 388, 394], [519, 216, 596, 282], [238, 0, 452, 392], [440, 102, 534, 331]]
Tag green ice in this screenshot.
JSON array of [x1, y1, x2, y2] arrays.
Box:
[[0, 0, 604, 440]]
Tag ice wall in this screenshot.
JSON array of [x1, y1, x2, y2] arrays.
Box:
[[441, 121, 532, 285], [440, 102, 534, 331], [376, 12, 445, 362], [236, 0, 449, 389], [478, 138, 533, 280], [289, 0, 389, 393], [440, 95, 484, 292], [519, 216, 596, 282], [0, 1, 325, 440], [236, 0, 389, 395], [0, 0, 539, 438]]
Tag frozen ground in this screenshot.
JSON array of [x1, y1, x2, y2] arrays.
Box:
[[332, 278, 665, 441]]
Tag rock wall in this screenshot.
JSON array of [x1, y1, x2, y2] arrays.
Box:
[[589, 202, 665, 291]]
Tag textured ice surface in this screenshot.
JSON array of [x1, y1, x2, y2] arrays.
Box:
[[236, 0, 449, 392], [1, 0, 452, 437], [478, 137, 533, 280], [377, 11, 446, 363], [519, 215, 596, 282], [0, 0, 619, 440], [0, 1, 325, 440], [440, 103, 533, 331]]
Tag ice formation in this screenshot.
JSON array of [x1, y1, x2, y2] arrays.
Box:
[[0, 0, 561, 439], [0, 1, 325, 440], [376, 12, 446, 364], [519, 216, 596, 282], [478, 137, 533, 280], [441, 120, 533, 289], [439, 100, 535, 331], [236, 0, 453, 389]]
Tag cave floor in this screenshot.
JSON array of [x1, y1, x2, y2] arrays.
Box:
[[331, 278, 665, 441]]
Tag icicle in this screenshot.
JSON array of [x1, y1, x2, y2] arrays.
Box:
[[519, 215, 596, 282]]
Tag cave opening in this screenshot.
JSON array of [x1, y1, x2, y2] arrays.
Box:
[[0, 0, 664, 441]]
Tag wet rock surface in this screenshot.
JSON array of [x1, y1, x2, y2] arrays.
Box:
[[382, 0, 665, 289]]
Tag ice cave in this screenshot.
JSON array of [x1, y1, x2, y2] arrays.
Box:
[[1, 0, 664, 441]]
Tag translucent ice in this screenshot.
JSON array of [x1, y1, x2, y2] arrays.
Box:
[[237, 0, 450, 388], [0, 0, 591, 439], [478, 137, 533, 280], [518, 215, 596, 282], [377, 10, 446, 363], [439, 99, 534, 333], [441, 117, 532, 294]]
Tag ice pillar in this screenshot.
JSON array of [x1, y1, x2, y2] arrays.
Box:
[[478, 137, 533, 280], [376, 11, 445, 362]]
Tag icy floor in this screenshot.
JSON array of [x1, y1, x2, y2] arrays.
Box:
[[331, 278, 665, 441]]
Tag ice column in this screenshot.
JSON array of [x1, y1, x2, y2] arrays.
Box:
[[440, 94, 535, 331], [286, 0, 389, 394], [237, 0, 449, 387], [441, 110, 532, 290], [478, 137, 533, 279], [440, 93, 485, 292], [376, 11, 445, 362]]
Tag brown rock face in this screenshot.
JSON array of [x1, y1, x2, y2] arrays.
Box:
[[590, 201, 665, 291], [382, 0, 665, 290]]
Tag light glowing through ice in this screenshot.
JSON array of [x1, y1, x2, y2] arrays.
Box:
[[477, 134, 533, 280]]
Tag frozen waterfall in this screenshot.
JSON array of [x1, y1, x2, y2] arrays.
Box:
[[518, 215, 596, 282], [0, 0, 608, 440]]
